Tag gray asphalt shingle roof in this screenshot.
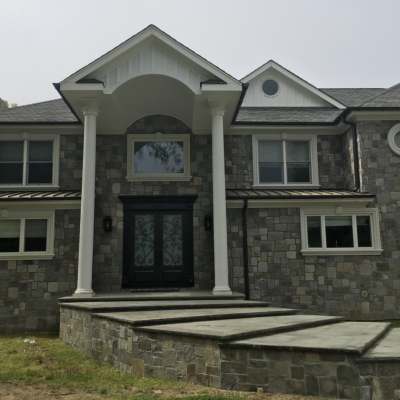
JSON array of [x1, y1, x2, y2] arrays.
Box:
[[360, 83, 400, 108], [0, 99, 78, 123], [235, 107, 343, 124], [321, 88, 386, 107], [226, 188, 374, 200]]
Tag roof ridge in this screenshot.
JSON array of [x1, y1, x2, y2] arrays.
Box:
[[321, 87, 386, 90], [360, 82, 400, 106]]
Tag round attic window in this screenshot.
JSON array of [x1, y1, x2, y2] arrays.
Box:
[[388, 123, 400, 156], [262, 79, 279, 96]]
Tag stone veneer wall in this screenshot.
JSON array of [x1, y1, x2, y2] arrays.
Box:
[[92, 134, 214, 292], [60, 306, 397, 400], [227, 206, 400, 320], [0, 210, 79, 332]]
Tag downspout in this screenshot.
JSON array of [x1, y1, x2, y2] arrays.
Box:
[[242, 198, 250, 300], [344, 113, 361, 192]]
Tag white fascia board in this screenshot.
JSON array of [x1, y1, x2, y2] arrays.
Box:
[[201, 83, 242, 93], [347, 110, 400, 122], [60, 82, 104, 92], [228, 124, 349, 135], [227, 198, 374, 209], [0, 200, 81, 210], [60, 25, 241, 89], [241, 60, 346, 109]]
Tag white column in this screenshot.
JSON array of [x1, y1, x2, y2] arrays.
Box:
[[211, 107, 232, 295], [74, 109, 98, 296]]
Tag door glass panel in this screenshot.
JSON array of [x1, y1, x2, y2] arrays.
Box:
[[163, 214, 183, 266], [134, 215, 155, 266]]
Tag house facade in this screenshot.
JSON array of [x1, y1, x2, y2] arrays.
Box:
[[1, 25, 400, 332]]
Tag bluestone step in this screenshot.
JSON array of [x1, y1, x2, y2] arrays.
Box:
[[94, 306, 297, 326], [135, 314, 342, 341], [361, 328, 400, 361], [230, 321, 391, 354], [59, 299, 270, 313]]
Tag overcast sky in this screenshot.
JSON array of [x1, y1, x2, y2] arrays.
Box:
[[1, 0, 399, 105]]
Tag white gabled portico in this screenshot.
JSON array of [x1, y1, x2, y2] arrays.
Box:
[[57, 25, 242, 296]]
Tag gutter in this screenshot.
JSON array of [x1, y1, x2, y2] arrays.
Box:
[[241, 198, 250, 300], [343, 111, 361, 191]]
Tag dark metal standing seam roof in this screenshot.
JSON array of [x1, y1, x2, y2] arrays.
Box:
[[0, 190, 81, 201], [226, 188, 375, 200]]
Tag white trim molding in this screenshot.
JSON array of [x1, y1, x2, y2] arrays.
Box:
[[387, 123, 400, 156], [126, 133, 191, 182], [252, 133, 319, 187], [0, 133, 60, 189], [300, 206, 382, 256], [0, 209, 55, 260]]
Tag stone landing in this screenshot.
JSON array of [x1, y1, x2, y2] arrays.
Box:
[[59, 295, 400, 400]]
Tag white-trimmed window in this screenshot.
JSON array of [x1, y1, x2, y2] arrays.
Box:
[[0, 134, 59, 188], [300, 207, 382, 255], [253, 134, 318, 186], [127, 134, 191, 181], [0, 210, 55, 260]]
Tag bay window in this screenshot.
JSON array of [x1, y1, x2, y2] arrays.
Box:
[[253, 134, 318, 186], [301, 208, 382, 255], [0, 134, 59, 187]]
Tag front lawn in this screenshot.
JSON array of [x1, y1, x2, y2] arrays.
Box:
[[0, 335, 317, 400]]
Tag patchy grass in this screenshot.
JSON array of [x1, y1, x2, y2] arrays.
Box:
[[0, 335, 316, 400]]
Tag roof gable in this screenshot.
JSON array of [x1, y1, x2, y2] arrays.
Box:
[[241, 60, 345, 109], [60, 25, 241, 94]]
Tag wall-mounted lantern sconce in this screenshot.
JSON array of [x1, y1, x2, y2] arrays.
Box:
[[204, 214, 213, 232], [103, 216, 113, 233]]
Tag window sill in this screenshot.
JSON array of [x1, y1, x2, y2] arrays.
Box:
[[301, 249, 383, 256], [126, 175, 192, 182], [0, 253, 55, 261]]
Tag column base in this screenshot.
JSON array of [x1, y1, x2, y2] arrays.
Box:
[[73, 288, 95, 298], [212, 286, 233, 296]]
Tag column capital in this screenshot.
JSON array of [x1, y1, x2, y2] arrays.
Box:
[[82, 107, 99, 117], [210, 106, 225, 118]]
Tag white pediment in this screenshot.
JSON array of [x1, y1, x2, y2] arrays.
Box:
[[241, 60, 345, 108], [60, 25, 241, 95]]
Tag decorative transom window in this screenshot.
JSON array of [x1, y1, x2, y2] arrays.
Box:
[[0, 134, 59, 187], [300, 207, 382, 255], [253, 134, 318, 186], [387, 123, 400, 156], [127, 134, 191, 181], [0, 210, 55, 260]]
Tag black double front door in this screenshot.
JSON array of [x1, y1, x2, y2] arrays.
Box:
[[121, 196, 196, 288]]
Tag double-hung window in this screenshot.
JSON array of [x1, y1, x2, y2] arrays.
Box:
[[0, 134, 59, 187], [253, 134, 318, 186], [300, 208, 382, 255], [0, 211, 55, 259]]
